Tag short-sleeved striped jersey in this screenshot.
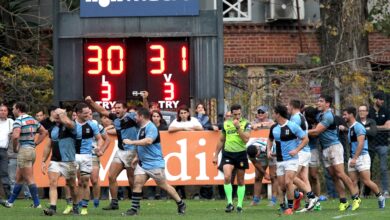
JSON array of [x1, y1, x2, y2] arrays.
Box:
[[13, 114, 41, 147]]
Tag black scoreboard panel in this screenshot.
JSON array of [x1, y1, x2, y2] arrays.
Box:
[[83, 38, 190, 109]]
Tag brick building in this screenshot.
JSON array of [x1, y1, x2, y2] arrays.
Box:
[[222, 0, 390, 119]]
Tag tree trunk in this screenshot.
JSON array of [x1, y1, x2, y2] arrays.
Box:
[[319, 0, 370, 109]]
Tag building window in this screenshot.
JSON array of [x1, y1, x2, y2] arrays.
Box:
[[221, 0, 251, 22]]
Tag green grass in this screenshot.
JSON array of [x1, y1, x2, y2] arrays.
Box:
[[0, 198, 388, 220]]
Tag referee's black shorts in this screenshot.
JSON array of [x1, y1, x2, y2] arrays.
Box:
[[220, 150, 249, 170]]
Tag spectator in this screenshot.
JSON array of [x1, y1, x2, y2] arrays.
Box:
[[368, 91, 390, 197], [35, 110, 47, 122], [0, 104, 12, 199], [169, 105, 203, 199], [151, 110, 168, 131], [141, 91, 176, 125], [194, 103, 218, 131], [251, 106, 274, 129], [168, 105, 203, 133]]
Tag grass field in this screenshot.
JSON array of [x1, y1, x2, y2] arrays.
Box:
[[0, 198, 388, 220]]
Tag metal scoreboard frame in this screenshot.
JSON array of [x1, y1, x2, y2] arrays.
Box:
[[53, 0, 224, 116]]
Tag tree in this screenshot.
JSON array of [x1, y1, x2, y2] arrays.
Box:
[[0, 0, 52, 64], [319, 0, 372, 110], [0, 54, 53, 113], [0, 0, 53, 111], [369, 0, 390, 36]]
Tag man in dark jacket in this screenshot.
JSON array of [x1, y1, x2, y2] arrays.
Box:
[[368, 91, 390, 197]]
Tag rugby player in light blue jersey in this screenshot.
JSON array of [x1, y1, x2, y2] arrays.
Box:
[[73, 103, 103, 215], [342, 106, 385, 209], [89, 110, 110, 208], [41, 108, 79, 216], [85, 96, 138, 211], [267, 105, 309, 215], [303, 106, 322, 202], [122, 108, 186, 216], [308, 95, 360, 211], [0, 102, 47, 209], [288, 100, 318, 212]]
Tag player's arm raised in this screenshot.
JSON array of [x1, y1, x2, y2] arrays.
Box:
[[85, 96, 110, 117]]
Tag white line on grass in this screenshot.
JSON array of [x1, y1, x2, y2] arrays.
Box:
[[332, 213, 359, 219]]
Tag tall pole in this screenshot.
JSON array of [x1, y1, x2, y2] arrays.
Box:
[[53, 0, 59, 105], [295, 0, 303, 53], [217, 0, 225, 116]]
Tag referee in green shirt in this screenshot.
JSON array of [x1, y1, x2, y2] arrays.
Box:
[[213, 104, 250, 213]]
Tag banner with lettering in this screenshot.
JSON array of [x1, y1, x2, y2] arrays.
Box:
[[35, 130, 269, 187]]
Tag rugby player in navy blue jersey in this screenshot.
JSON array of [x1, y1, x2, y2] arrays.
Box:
[[308, 95, 360, 211], [85, 96, 138, 211], [267, 105, 309, 215], [1, 102, 47, 209], [287, 100, 318, 212], [89, 110, 110, 208], [73, 103, 104, 215], [342, 106, 385, 209], [122, 108, 186, 216], [41, 108, 80, 216]]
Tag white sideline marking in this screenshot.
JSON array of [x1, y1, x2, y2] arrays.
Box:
[[332, 213, 358, 219]]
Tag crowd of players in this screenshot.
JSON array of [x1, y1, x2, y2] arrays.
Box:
[[216, 93, 388, 215], [0, 97, 186, 216], [0, 91, 389, 216]]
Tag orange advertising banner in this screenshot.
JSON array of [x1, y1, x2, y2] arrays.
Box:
[[34, 130, 269, 187]]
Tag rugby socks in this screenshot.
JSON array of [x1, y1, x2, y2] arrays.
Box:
[[287, 200, 293, 209], [50, 205, 57, 211], [306, 191, 315, 199], [340, 198, 347, 203], [82, 199, 89, 208], [73, 203, 79, 212], [253, 196, 260, 203], [66, 198, 73, 205], [176, 200, 185, 208], [112, 199, 119, 206], [224, 184, 233, 205], [28, 184, 40, 206], [237, 185, 245, 208], [351, 194, 359, 200], [130, 192, 142, 213], [93, 198, 99, 208], [8, 183, 23, 203], [294, 190, 300, 199], [271, 195, 277, 204]]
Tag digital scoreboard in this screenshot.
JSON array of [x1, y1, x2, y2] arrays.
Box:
[[83, 38, 190, 109], [54, 0, 223, 115]]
